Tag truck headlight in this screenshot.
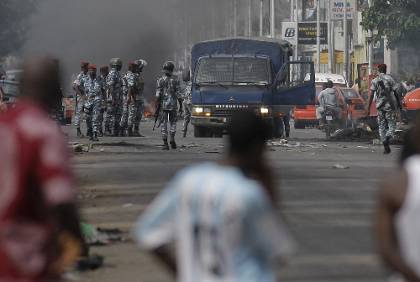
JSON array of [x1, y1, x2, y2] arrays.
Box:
[[193, 107, 203, 114], [260, 107, 269, 115]]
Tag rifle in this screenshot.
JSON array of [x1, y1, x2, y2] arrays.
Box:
[[153, 97, 162, 131]]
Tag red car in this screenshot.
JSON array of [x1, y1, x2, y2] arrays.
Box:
[[293, 86, 348, 129], [403, 88, 420, 121], [338, 88, 368, 122]]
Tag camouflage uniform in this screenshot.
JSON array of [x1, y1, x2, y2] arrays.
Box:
[[73, 72, 88, 127], [97, 74, 107, 134], [371, 73, 398, 142], [182, 81, 192, 136], [83, 76, 102, 136], [119, 74, 130, 134], [105, 68, 123, 135], [127, 72, 144, 133], [156, 74, 181, 140]]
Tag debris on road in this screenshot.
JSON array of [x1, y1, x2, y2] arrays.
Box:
[[333, 163, 350, 169], [76, 255, 104, 272], [71, 143, 90, 153], [180, 143, 200, 148], [81, 223, 125, 246]]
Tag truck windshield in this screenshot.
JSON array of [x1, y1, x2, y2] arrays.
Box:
[[195, 57, 270, 85]]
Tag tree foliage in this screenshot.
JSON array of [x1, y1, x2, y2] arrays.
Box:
[[361, 0, 420, 49], [0, 0, 38, 58]]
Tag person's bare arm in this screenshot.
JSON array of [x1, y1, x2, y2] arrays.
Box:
[[375, 170, 420, 282]]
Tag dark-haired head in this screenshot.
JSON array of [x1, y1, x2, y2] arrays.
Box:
[[20, 56, 63, 113], [228, 110, 270, 158], [326, 80, 334, 89], [226, 110, 275, 202], [401, 115, 420, 165], [378, 64, 387, 74]]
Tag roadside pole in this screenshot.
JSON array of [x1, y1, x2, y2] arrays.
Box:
[[270, 0, 275, 38], [259, 0, 264, 37], [295, 0, 299, 61], [367, 0, 373, 75], [343, 0, 349, 82], [248, 0, 252, 37], [316, 0, 321, 72], [327, 0, 334, 73], [233, 0, 238, 37]]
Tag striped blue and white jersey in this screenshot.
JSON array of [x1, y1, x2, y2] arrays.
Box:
[[135, 162, 295, 282]]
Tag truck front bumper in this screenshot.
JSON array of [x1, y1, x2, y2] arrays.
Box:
[[191, 115, 274, 128]]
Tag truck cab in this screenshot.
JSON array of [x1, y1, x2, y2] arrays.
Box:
[[190, 38, 315, 137]]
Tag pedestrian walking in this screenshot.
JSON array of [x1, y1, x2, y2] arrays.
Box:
[[368, 64, 401, 154], [104, 58, 123, 136], [73, 61, 89, 137], [83, 64, 102, 141], [135, 110, 295, 282], [375, 121, 420, 282], [181, 68, 192, 138], [0, 57, 82, 281], [155, 61, 181, 150]]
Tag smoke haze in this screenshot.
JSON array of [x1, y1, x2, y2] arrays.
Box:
[[23, 0, 290, 96]]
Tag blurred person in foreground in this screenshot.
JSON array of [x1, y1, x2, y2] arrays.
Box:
[[375, 119, 420, 282], [135, 110, 295, 282], [0, 57, 82, 281], [0, 84, 6, 113]]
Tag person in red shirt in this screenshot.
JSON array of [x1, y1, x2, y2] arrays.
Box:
[[0, 57, 82, 281]]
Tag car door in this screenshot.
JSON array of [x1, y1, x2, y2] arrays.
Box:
[[273, 61, 316, 106]]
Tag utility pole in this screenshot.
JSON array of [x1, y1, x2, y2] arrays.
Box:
[[295, 0, 299, 60], [270, 0, 275, 38], [367, 0, 373, 75], [316, 0, 321, 72], [259, 0, 264, 37], [343, 0, 349, 82], [248, 0, 252, 37], [327, 0, 333, 73], [233, 0, 238, 37]]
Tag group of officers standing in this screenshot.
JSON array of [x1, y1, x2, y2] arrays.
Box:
[[73, 59, 193, 150]]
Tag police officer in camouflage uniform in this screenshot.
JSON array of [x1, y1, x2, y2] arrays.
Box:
[[105, 58, 124, 136], [97, 65, 109, 137], [156, 61, 181, 150], [122, 61, 139, 136], [181, 68, 192, 138], [132, 59, 148, 137], [83, 64, 102, 142], [119, 62, 133, 136], [73, 61, 89, 137], [368, 64, 401, 154]]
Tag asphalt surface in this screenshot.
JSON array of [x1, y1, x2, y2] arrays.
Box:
[[65, 120, 401, 282]]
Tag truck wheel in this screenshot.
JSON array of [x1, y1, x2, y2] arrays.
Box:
[[213, 129, 223, 138], [194, 126, 206, 138], [294, 121, 305, 129]]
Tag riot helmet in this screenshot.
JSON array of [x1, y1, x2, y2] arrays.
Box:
[[162, 61, 175, 75]]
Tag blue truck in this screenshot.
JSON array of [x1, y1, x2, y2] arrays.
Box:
[[190, 37, 316, 137]]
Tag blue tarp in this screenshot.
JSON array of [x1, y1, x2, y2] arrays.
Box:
[[191, 38, 291, 76]]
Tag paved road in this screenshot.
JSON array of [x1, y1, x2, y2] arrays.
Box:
[[66, 121, 401, 282]]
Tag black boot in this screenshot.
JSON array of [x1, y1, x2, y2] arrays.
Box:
[[90, 132, 99, 142], [162, 139, 170, 150], [170, 134, 177, 149], [112, 126, 119, 137], [77, 127, 84, 138], [134, 126, 143, 137], [128, 126, 133, 137], [87, 128, 92, 139], [98, 128, 104, 137], [183, 130, 187, 138], [383, 136, 391, 154]]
